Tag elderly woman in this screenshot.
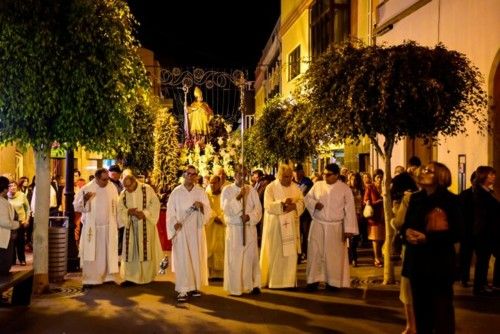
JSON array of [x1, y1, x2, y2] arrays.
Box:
[[401, 161, 462, 334], [8, 180, 30, 266], [0, 176, 19, 275]]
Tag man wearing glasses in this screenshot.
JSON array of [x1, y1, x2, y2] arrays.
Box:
[[304, 163, 358, 292], [167, 165, 211, 302], [73, 168, 120, 290]]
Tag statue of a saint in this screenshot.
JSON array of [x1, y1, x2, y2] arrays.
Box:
[[186, 87, 213, 138]]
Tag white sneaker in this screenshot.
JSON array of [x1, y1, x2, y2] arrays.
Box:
[[177, 292, 188, 302]]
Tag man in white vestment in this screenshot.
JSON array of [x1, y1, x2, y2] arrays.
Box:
[[205, 175, 226, 279], [304, 163, 358, 291], [222, 166, 262, 296], [260, 164, 304, 289], [167, 165, 211, 302], [73, 168, 119, 289], [118, 175, 163, 285]]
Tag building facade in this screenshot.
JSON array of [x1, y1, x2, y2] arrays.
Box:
[[374, 0, 500, 193]]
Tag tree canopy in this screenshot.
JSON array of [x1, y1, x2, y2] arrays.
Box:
[[0, 0, 149, 153], [295, 41, 488, 154], [246, 96, 317, 167]]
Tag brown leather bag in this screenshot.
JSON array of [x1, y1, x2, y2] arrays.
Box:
[[425, 207, 449, 232]]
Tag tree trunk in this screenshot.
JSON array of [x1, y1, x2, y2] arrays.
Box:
[[33, 148, 51, 294], [382, 147, 395, 284]]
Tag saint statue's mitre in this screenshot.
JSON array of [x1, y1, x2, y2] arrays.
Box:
[[194, 86, 203, 99]]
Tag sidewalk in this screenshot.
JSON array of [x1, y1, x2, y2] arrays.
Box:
[[1, 247, 499, 333]]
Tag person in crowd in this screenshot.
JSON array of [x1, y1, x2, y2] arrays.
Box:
[[221, 166, 262, 296], [472, 166, 499, 295], [17, 176, 30, 195], [73, 168, 120, 290], [293, 164, 313, 263], [108, 164, 124, 256], [167, 165, 211, 303], [304, 163, 358, 291], [0, 176, 19, 276], [364, 172, 385, 267], [401, 161, 462, 334], [391, 157, 421, 258], [118, 174, 162, 285], [458, 171, 476, 288], [393, 173, 421, 334], [7, 180, 30, 266], [260, 164, 304, 289], [206, 175, 226, 280], [25, 176, 36, 252], [347, 172, 364, 267]]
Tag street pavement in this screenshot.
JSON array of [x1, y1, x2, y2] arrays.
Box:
[[1, 247, 499, 333]]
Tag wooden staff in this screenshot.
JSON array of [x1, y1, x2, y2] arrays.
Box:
[[242, 185, 246, 246]]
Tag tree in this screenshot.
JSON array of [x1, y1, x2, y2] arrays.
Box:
[[296, 41, 488, 283], [119, 93, 157, 176], [246, 96, 317, 167], [0, 0, 148, 293], [151, 107, 180, 204]]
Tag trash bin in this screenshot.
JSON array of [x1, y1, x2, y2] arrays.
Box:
[[49, 216, 68, 283]]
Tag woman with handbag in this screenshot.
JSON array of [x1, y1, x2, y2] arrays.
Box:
[[401, 162, 462, 334], [363, 173, 385, 267]]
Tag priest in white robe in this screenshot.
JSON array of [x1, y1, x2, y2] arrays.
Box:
[[73, 168, 119, 288], [260, 164, 304, 289], [167, 165, 211, 302], [222, 166, 262, 295], [304, 163, 358, 290], [206, 175, 226, 279], [118, 175, 163, 285]]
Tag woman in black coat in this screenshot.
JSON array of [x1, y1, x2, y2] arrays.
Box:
[[472, 166, 499, 294], [401, 161, 462, 334]]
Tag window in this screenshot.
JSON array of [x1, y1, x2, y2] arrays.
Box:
[[311, 0, 350, 58], [288, 46, 301, 81]]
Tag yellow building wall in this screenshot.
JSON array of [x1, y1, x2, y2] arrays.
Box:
[[280, 5, 311, 97], [254, 86, 266, 118]]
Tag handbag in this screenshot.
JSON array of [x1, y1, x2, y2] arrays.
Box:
[[425, 207, 449, 232], [363, 203, 374, 218]]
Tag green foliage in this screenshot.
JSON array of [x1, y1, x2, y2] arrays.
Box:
[[151, 107, 180, 198], [119, 93, 157, 176], [247, 96, 317, 166], [296, 41, 488, 150], [0, 0, 149, 154]]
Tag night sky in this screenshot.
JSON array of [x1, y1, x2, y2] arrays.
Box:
[[126, 1, 281, 79]]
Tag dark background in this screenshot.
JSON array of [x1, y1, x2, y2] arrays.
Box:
[[126, 1, 280, 78]]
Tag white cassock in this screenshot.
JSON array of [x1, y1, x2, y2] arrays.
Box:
[[260, 180, 304, 288], [74, 180, 119, 285], [304, 180, 358, 287], [205, 188, 225, 278], [118, 182, 163, 284], [222, 184, 262, 295], [167, 184, 211, 293]]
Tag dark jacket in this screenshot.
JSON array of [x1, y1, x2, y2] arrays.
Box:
[[473, 186, 500, 255], [401, 188, 463, 284]]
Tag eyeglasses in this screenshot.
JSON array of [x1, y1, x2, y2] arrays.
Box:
[[186, 172, 198, 176], [422, 167, 435, 174], [323, 172, 334, 177]]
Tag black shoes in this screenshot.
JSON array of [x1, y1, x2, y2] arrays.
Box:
[[473, 286, 494, 296], [82, 284, 93, 291], [326, 284, 340, 292], [120, 281, 136, 287], [250, 287, 261, 295], [306, 282, 319, 292], [190, 290, 202, 297]]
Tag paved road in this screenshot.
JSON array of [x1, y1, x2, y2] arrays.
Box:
[[1, 249, 499, 333]]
